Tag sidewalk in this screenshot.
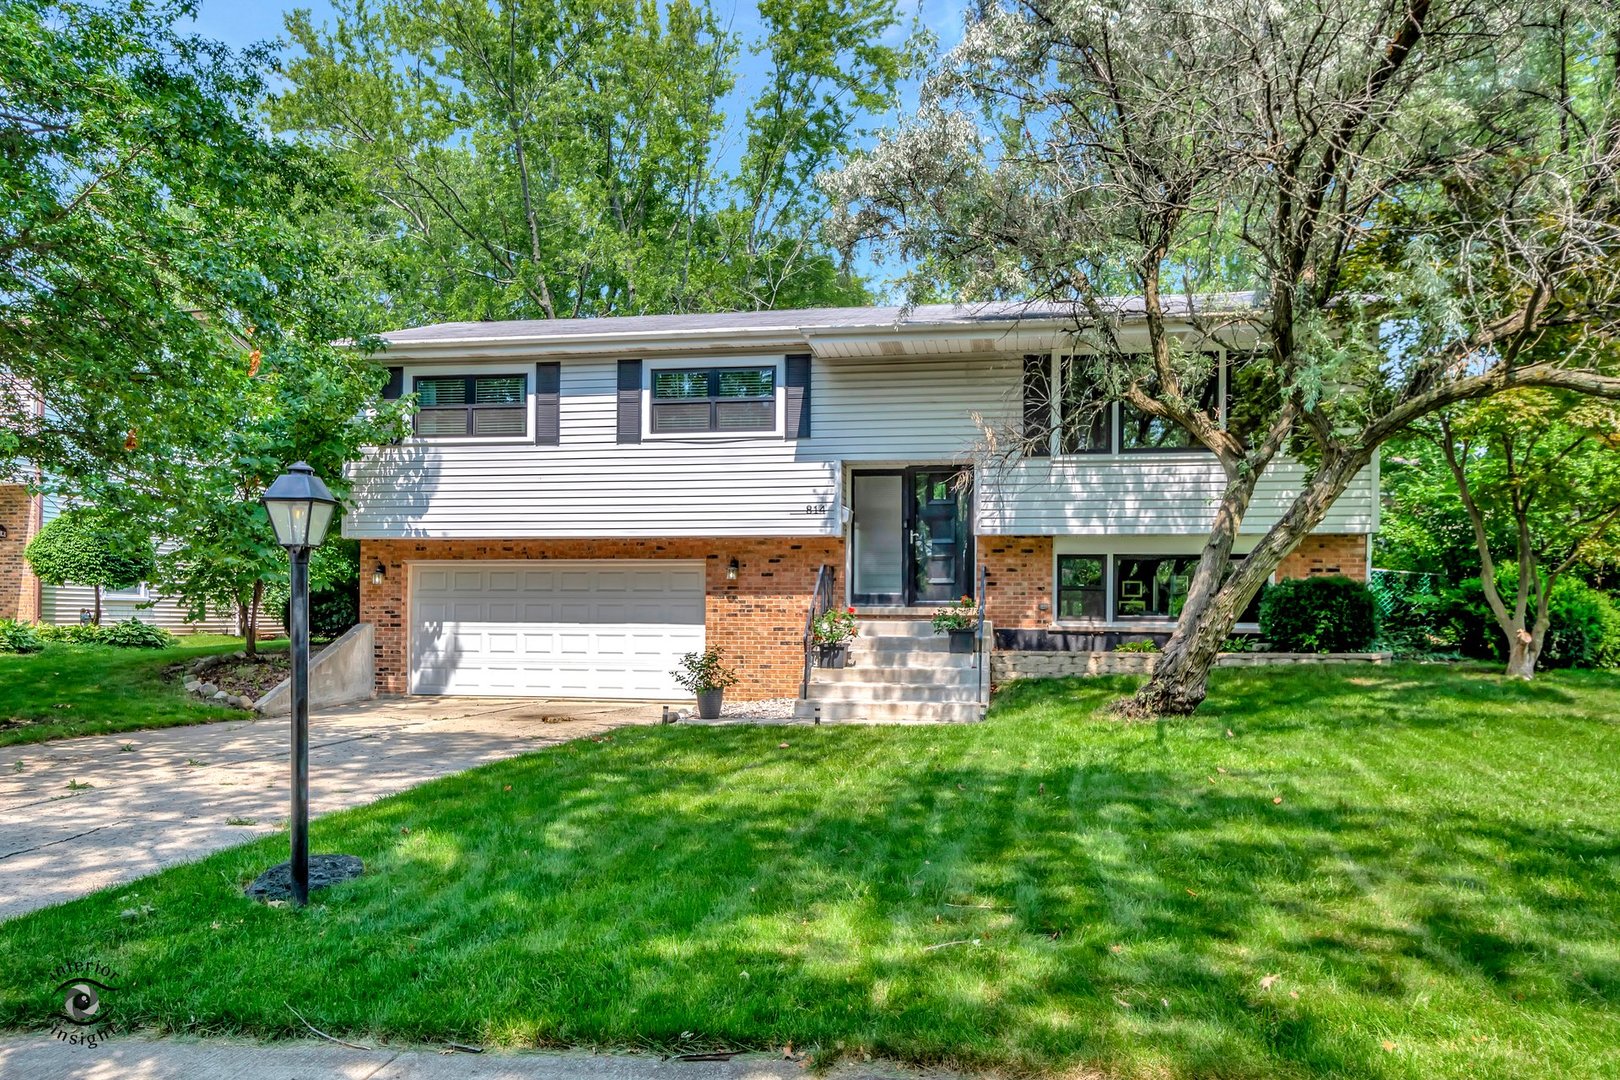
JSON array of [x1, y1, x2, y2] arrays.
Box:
[[0, 1034, 955, 1080]]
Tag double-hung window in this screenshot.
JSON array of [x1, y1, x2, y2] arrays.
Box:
[[413, 374, 527, 438], [1056, 555, 1107, 619], [651, 366, 776, 434]]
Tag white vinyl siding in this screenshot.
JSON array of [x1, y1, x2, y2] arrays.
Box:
[[38, 584, 240, 633], [345, 352, 1377, 539]]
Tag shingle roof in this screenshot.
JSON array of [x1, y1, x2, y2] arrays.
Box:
[[374, 293, 1261, 347]]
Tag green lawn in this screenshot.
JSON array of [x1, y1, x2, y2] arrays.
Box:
[[0, 635, 285, 747], [1, 664, 1617, 1078]]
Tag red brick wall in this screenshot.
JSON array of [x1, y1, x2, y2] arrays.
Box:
[[1277, 534, 1369, 582], [359, 537, 844, 701], [0, 485, 40, 623], [980, 532, 1372, 632], [983, 536, 1054, 629]]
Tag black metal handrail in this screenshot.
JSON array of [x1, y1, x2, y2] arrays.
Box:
[[800, 564, 836, 699], [973, 562, 988, 707]]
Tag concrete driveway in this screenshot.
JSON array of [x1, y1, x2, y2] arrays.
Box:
[[0, 697, 662, 921]]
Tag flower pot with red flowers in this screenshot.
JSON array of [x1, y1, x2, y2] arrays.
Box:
[[812, 606, 859, 668], [931, 595, 979, 654]]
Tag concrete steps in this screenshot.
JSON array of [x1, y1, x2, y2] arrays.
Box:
[[799, 617, 987, 724]]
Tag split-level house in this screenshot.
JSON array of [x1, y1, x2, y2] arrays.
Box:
[[349, 300, 1378, 720]]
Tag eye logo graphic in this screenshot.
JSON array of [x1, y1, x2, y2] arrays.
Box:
[[56, 978, 117, 1025], [49, 960, 124, 1048]]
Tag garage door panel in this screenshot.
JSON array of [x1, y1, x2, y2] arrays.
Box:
[[410, 560, 706, 699]]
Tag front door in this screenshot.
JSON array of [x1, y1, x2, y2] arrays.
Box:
[[851, 467, 973, 605]]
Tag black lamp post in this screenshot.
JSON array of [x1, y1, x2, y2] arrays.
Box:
[[260, 462, 337, 906]]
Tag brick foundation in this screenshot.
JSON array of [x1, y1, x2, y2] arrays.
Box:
[[1276, 534, 1369, 581], [359, 537, 844, 701], [0, 485, 41, 623]]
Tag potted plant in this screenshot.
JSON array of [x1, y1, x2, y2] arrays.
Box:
[[673, 646, 740, 719], [812, 606, 858, 668], [931, 594, 979, 654]]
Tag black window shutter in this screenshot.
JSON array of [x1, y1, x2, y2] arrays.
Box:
[[783, 354, 811, 439], [1023, 353, 1053, 457], [535, 362, 560, 446], [381, 366, 404, 400], [616, 359, 642, 444]]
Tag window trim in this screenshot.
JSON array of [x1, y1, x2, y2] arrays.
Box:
[[642, 357, 785, 440], [409, 371, 532, 443], [1048, 347, 1231, 458], [1049, 546, 1269, 628], [1055, 553, 1108, 621], [1111, 552, 1203, 621]]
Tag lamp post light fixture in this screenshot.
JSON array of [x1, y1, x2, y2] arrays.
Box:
[[256, 462, 341, 907]]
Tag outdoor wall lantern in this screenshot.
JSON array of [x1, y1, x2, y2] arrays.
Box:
[[372, 562, 387, 586], [248, 462, 362, 907], [726, 557, 740, 580]]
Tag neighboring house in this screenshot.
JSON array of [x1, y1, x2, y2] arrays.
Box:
[[0, 488, 238, 633], [348, 299, 1377, 709]]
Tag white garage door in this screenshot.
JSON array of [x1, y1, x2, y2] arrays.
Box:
[[409, 561, 706, 698]]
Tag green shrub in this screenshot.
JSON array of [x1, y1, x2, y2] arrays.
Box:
[[32, 622, 72, 642], [61, 622, 108, 645], [99, 618, 175, 649], [0, 619, 45, 654], [1442, 571, 1620, 669], [1259, 575, 1380, 652], [672, 647, 739, 694], [1113, 639, 1161, 653]]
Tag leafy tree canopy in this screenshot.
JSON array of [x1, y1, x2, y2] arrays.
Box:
[[269, 0, 918, 322], [828, 0, 1620, 714], [24, 507, 155, 624], [0, 0, 371, 485]]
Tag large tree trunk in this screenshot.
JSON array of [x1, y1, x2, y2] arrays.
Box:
[[1121, 449, 1374, 716], [1505, 634, 1540, 679]]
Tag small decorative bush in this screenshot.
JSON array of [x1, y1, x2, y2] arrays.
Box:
[[100, 618, 176, 649], [672, 647, 739, 694], [812, 606, 858, 645], [1113, 639, 1161, 654], [930, 595, 978, 633], [1259, 576, 1379, 653], [0, 619, 45, 654]]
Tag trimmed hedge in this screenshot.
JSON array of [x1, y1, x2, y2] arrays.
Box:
[[1258, 575, 1380, 653]]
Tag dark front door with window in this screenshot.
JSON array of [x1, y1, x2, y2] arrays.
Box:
[[851, 467, 973, 605]]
